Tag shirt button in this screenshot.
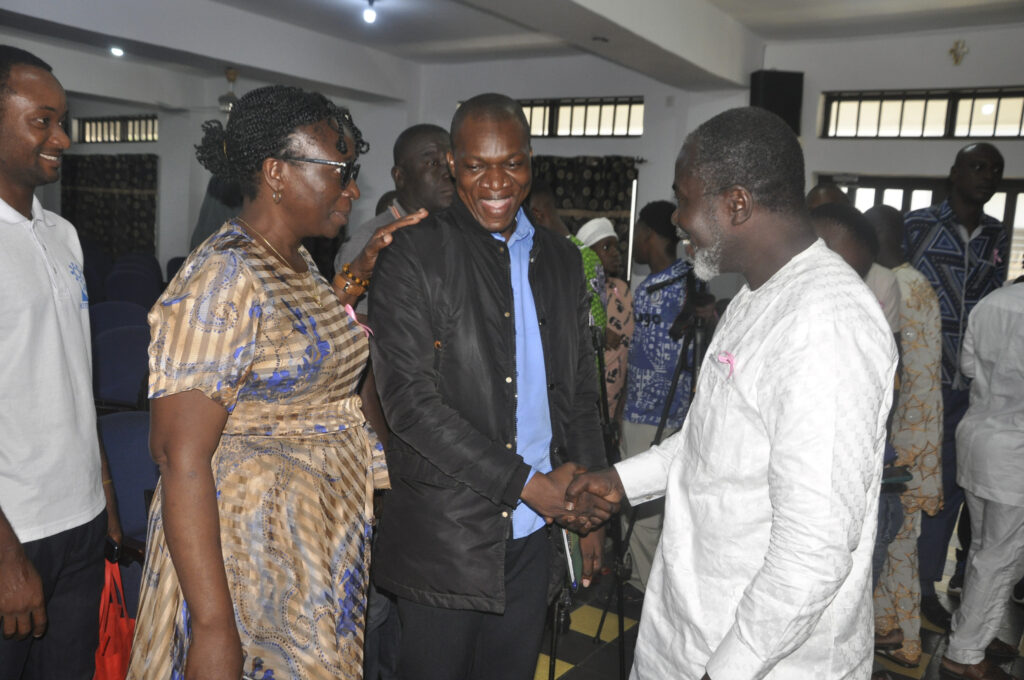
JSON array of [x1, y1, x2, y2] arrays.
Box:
[[506, 443, 513, 449], [501, 511, 509, 518], [504, 311, 511, 318], [505, 376, 512, 383]]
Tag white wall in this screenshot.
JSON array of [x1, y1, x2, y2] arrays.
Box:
[[765, 23, 1024, 186]]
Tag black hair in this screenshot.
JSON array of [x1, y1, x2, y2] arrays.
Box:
[[810, 202, 879, 258], [392, 123, 448, 166], [450, 93, 530, 150], [195, 85, 369, 200], [806, 182, 851, 208], [638, 200, 679, 245], [954, 142, 1003, 167], [0, 46, 53, 110], [684, 106, 805, 215], [864, 204, 903, 255]]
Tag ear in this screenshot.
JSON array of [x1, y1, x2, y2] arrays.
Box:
[[262, 157, 286, 197], [446, 150, 456, 178], [391, 165, 404, 190], [724, 185, 753, 226]]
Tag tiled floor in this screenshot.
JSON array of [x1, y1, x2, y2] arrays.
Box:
[[535, 549, 1024, 680]]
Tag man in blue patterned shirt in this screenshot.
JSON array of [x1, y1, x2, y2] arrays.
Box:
[[621, 200, 702, 592], [904, 142, 1009, 629]]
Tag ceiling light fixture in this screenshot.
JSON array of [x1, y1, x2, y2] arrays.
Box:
[[109, 46, 125, 57], [363, 0, 377, 24]]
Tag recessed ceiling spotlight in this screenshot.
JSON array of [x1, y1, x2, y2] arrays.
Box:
[[363, 0, 376, 24], [110, 46, 125, 57]]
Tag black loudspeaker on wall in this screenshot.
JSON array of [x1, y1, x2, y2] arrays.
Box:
[[750, 70, 804, 136]]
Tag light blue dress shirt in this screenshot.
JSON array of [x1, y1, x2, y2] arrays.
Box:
[[493, 209, 552, 538]]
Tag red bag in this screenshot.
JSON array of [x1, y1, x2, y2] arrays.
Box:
[[93, 560, 135, 680]]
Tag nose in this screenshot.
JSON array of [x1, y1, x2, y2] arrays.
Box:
[[480, 166, 509, 191], [52, 123, 71, 150], [343, 179, 361, 201]]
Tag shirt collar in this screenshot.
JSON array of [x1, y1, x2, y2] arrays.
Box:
[[491, 207, 534, 246], [0, 195, 51, 227]]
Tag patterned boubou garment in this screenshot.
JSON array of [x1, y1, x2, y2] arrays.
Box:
[[904, 200, 1008, 389], [127, 221, 385, 680]]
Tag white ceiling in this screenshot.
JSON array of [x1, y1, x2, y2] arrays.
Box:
[[210, 0, 577, 62], [704, 0, 1024, 40]]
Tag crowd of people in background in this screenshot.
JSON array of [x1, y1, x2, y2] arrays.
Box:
[[1, 41, 1021, 680]]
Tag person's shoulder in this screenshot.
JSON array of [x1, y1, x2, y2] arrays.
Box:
[[904, 202, 945, 227]]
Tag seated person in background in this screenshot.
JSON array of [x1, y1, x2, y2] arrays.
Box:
[[334, 123, 452, 312], [527, 179, 606, 328], [865, 205, 944, 669], [578, 217, 634, 423]]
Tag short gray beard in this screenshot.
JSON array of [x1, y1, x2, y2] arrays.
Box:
[[692, 221, 725, 282]]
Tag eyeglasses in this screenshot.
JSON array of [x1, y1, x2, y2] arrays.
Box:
[[277, 156, 360, 188]]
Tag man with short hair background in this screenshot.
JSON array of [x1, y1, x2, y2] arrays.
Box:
[[0, 45, 121, 680], [369, 93, 611, 680], [568, 107, 897, 679], [334, 122, 453, 311], [905, 142, 1009, 629]]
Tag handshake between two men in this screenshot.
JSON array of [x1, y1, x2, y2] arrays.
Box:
[[520, 462, 627, 533], [519, 461, 630, 586]]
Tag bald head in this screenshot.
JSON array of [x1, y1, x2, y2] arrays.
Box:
[[393, 123, 449, 166], [806, 182, 851, 210]]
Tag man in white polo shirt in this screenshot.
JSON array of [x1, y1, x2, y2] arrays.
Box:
[[0, 46, 121, 680]]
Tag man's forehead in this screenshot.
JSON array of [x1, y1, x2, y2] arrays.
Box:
[[957, 146, 1003, 166], [454, 114, 528, 150]]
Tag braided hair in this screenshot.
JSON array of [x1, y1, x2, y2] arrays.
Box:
[[195, 85, 369, 199]]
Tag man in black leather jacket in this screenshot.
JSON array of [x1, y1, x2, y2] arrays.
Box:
[[368, 93, 611, 680]]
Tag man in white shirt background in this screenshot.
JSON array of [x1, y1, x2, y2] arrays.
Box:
[[568, 106, 897, 679], [0, 46, 121, 680], [939, 278, 1024, 680]]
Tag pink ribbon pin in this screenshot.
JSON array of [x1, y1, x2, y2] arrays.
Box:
[[717, 351, 736, 378], [345, 304, 373, 338], [992, 250, 1003, 265]]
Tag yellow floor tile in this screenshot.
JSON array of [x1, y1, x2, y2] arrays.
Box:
[[534, 653, 572, 680], [568, 604, 637, 643]]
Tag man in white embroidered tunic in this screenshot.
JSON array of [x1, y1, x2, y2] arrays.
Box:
[[567, 107, 898, 680]]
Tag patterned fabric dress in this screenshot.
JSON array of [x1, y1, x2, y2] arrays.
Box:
[[602, 276, 634, 419], [127, 221, 384, 680]]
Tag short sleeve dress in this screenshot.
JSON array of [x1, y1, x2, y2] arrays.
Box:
[[127, 221, 385, 680]]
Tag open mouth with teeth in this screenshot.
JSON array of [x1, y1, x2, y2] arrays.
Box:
[[480, 197, 513, 214], [39, 152, 62, 163]]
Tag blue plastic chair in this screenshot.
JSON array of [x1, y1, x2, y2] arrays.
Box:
[[93, 326, 150, 410], [99, 410, 158, 617], [104, 269, 163, 309], [89, 301, 149, 339], [115, 253, 163, 281]]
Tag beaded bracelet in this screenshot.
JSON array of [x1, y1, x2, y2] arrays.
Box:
[[333, 273, 366, 297], [341, 262, 370, 288]]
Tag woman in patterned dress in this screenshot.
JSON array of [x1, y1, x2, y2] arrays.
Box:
[[127, 86, 422, 680]]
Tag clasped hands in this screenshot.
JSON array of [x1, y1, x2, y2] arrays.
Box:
[[520, 462, 626, 534]]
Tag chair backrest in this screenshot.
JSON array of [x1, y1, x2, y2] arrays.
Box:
[[104, 269, 163, 309], [94, 326, 151, 408], [98, 411, 157, 543], [89, 301, 149, 339], [115, 253, 162, 280]]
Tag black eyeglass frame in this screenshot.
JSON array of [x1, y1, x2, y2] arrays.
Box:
[[276, 156, 360, 187]]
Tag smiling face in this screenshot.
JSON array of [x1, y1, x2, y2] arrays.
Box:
[[394, 130, 453, 213], [0, 65, 70, 212], [448, 114, 531, 239], [279, 120, 361, 240], [672, 153, 729, 281]]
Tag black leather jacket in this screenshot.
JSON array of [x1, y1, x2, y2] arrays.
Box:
[[368, 198, 604, 613]]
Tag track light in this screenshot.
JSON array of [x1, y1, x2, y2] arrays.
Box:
[[363, 0, 376, 24]]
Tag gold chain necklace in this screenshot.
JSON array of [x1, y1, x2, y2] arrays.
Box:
[[235, 216, 321, 306]]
